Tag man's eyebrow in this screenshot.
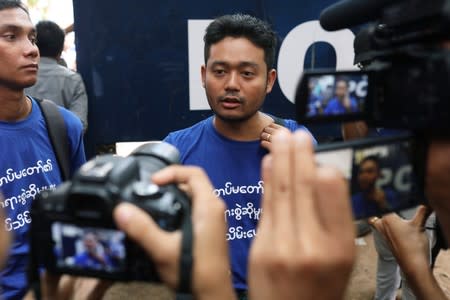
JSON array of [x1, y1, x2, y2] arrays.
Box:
[[0, 24, 36, 34], [209, 61, 259, 68], [238, 61, 259, 69], [210, 61, 228, 67]]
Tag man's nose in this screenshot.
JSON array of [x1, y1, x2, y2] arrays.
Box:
[[225, 71, 240, 91], [24, 40, 39, 58]]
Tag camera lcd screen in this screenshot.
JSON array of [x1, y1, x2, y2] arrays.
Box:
[[296, 70, 370, 123], [51, 222, 127, 273], [315, 136, 424, 219]]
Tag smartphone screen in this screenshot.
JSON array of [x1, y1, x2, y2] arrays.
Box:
[[296, 70, 371, 123], [51, 222, 127, 273], [315, 135, 425, 219]]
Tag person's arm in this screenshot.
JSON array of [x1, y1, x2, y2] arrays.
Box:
[[67, 73, 88, 132], [370, 206, 447, 300], [341, 121, 369, 140], [114, 166, 236, 300], [249, 130, 356, 300], [427, 140, 450, 243]]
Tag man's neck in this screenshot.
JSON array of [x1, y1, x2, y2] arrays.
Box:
[[213, 112, 274, 141], [0, 87, 32, 122]]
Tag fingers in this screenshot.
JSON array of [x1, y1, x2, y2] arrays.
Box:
[[41, 272, 63, 300], [113, 203, 180, 263], [152, 166, 215, 208], [258, 155, 273, 232], [314, 167, 352, 234], [292, 130, 317, 229], [270, 131, 295, 237], [260, 123, 291, 151], [411, 205, 433, 228], [369, 216, 386, 235]]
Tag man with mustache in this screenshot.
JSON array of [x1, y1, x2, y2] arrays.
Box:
[[163, 13, 314, 298]]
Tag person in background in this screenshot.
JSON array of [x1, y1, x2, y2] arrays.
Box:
[[25, 20, 88, 132]]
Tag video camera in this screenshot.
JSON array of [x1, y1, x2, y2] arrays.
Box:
[[296, 0, 450, 134], [295, 0, 450, 219], [29, 142, 191, 281]]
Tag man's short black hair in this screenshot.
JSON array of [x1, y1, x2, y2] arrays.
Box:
[[360, 155, 381, 171], [36, 20, 65, 58], [203, 13, 277, 70], [0, 0, 28, 14]]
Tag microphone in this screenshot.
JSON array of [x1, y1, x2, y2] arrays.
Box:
[[319, 0, 394, 31]]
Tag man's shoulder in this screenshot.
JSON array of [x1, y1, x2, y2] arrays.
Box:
[[164, 117, 211, 143], [57, 106, 83, 133], [275, 117, 317, 145]]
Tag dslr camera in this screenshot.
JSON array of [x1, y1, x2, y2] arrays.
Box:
[[29, 142, 190, 281]]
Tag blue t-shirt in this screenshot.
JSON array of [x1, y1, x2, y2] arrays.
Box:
[[164, 116, 314, 290], [74, 252, 111, 270], [0, 98, 86, 299], [351, 188, 398, 219], [324, 97, 358, 115]]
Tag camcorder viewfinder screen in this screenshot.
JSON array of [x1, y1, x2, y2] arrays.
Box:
[[51, 222, 127, 273], [296, 71, 369, 123], [315, 136, 424, 219]]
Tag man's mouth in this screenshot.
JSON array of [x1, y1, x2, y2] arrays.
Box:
[[22, 63, 39, 71], [220, 97, 242, 109]]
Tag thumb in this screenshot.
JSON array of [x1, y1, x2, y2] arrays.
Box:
[[411, 205, 432, 228], [113, 203, 179, 262]]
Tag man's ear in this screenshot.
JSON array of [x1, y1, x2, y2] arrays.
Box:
[[266, 69, 277, 94], [201, 65, 206, 88]]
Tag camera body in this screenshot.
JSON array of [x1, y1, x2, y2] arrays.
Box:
[[30, 142, 190, 281]]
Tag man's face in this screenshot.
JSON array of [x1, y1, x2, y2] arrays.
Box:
[[201, 37, 276, 123], [0, 8, 39, 90], [335, 80, 348, 100], [83, 233, 98, 254], [357, 159, 380, 191]]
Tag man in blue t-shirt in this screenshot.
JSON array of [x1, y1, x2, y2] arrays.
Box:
[[163, 14, 314, 297], [351, 155, 399, 219], [0, 1, 86, 298], [324, 79, 358, 115], [74, 232, 111, 270]]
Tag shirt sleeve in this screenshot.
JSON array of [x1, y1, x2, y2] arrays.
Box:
[[66, 72, 89, 132], [59, 107, 87, 175], [284, 119, 318, 146]]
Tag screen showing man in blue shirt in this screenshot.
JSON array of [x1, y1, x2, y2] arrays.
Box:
[[324, 78, 358, 115]]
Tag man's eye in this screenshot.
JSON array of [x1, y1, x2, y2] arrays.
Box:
[[29, 36, 37, 44], [3, 34, 16, 40], [242, 71, 254, 77], [214, 69, 225, 75]]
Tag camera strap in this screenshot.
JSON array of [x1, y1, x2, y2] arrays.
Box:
[[177, 214, 194, 293]]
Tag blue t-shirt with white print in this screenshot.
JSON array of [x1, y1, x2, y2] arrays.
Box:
[[0, 98, 86, 299], [164, 116, 314, 290]]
